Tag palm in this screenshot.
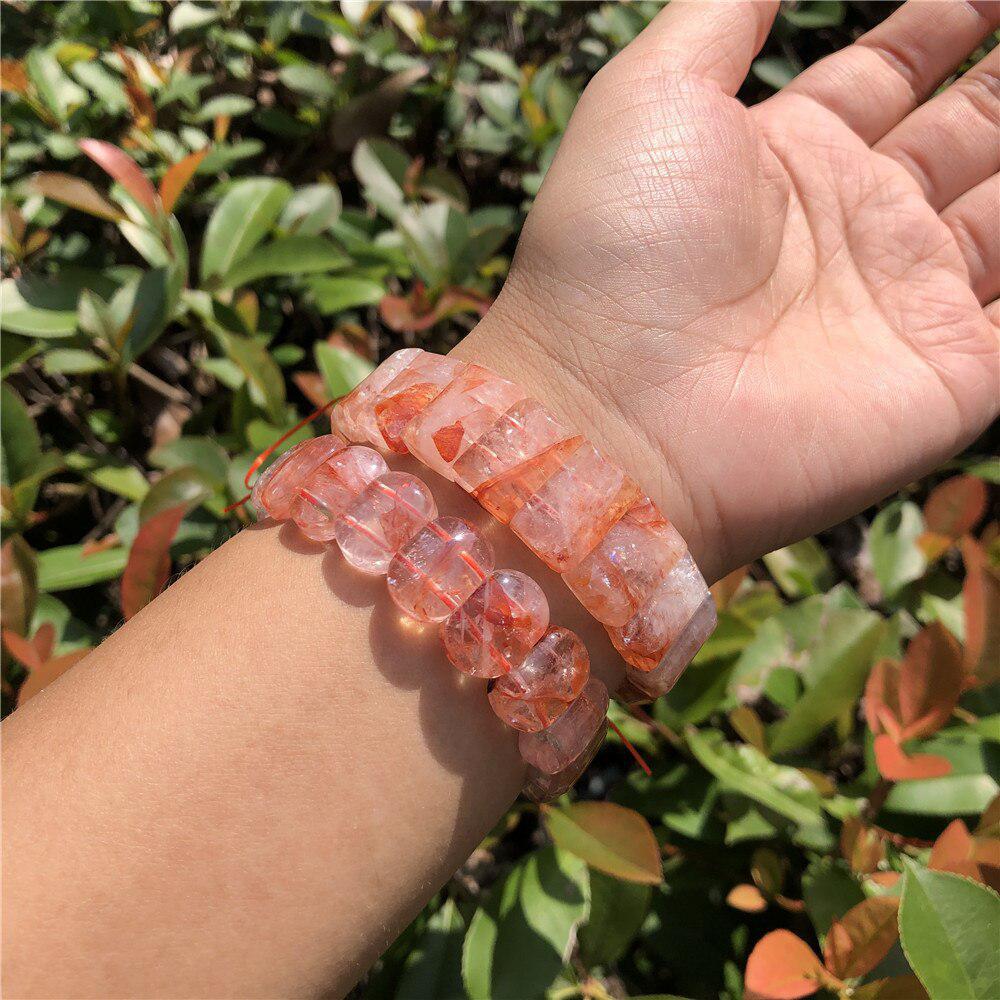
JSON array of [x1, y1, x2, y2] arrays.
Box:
[[467, 2, 999, 579]]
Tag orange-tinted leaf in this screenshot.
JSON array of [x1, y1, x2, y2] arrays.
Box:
[[32, 621, 55, 663], [31, 172, 126, 222], [874, 734, 952, 781], [867, 871, 901, 889], [0, 536, 37, 636], [924, 475, 987, 539], [931, 819, 1000, 889], [917, 531, 952, 562], [120, 504, 185, 620], [380, 285, 492, 333], [159, 147, 209, 214], [864, 658, 901, 737], [2, 628, 42, 670], [751, 847, 785, 896], [292, 372, 330, 409], [82, 533, 120, 557], [851, 975, 929, 1000], [840, 817, 885, 875], [711, 565, 748, 609], [823, 895, 900, 980], [744, 930, 828, 1000], [727, 884, 768, 912], [78, 139, 160, 218], [895, 623, 964, 740], [976, 794, 1000, 837], [962, 538, 1000, 686], [0, 58, 29, 95], [17, 648, 90, 705]]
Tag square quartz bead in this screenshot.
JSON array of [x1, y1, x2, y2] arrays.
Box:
[[563, 499, 688, 626], [454, 398, 571, 493], [523, 721, 607, 802], [441, 570, 549, 679], [251, 433, 347, 521], [402, 364, 526, 482], [488, 627, 590, 732], [331, 348, 422, 445], [518, 677, 609, 774], [290, 446, 388, 542], [509, 443, 643, 571], [335, 472, 437, 574], [373, 355, 466, 453], [387, 516, 495, 623], [609, 553, 714, 671]]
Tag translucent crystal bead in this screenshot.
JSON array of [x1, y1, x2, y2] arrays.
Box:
[[453, 398, 571, 493], [563, 498, 688, 626], [373, 354, 466, 454], [331, 348, 421, 445], [488, 626, 590, 732], [523, 721, 607, 802], [251, 433, 347, 521], [509, 442, 643, 571], [334, 472, 437, 574], [518, 677, 609, 774], [387, 516, 495, 623], [440, 570, 549, 679], [402, 364, 526, 481], [290, 446, 387, 542]]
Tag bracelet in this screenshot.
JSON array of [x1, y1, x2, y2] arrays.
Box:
[[250, 434, 608, 801], [333, 349, 715, 703]]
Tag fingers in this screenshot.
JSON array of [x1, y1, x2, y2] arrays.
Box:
[[623, 0, 779, 95], [942, 175, 1000, 304], [875, 47, 1000, 210], [776, 0, 1000, 144]]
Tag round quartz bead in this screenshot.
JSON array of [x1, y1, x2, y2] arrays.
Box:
[[334, 472, 437, 575], [387, 516, 495, 623], [488, 626, 590, 732], [518, 677, 609, 774], [290, 446, 388, 542], [441, 570, 549, 679], [250, 433, 347, 521]]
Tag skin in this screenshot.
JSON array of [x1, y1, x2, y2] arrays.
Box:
[[3, 2, 998, 997]]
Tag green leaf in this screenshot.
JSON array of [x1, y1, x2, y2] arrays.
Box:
[[139, 466, 214, 522], [148, 437, 229, 489], [193, 94, 255, 121], [200, 178, 293, 282], [899, 865, 1000, 999], [278, 63, 337, 99], [219, 236, 350, 289], [396, 898, 465, 1000], [1, 276, 81, 338], [168, 1, 220, 33], [1, 384, 43, 491], [783, 0, 845, 28], [751, 55, 797, 89], [115, 268, 175, 364], [543, 802, 662, 884], [802, 858, 866, 945], [462, 847, 589, 1000], [26, 47, 87, 121], [41, 348, 108, 375], [352, 138, 409, 219], [578, 870, 651, 967], [279, 183, 342, 236], [883, 738, 999, 817], [65, 452, 149, 502], [315, 340, 374, 399], [471, 49, 522, 82], [216, 332, 286, 421], [307, 275, 385, 314], [37, 543, 128, 592], [870, 500, 927, 602], [763, 537, 833, 598]]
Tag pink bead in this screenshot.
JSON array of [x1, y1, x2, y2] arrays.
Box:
[[441, 570, 549, 679], [290, 446, 388, 541], [373, 354, 466, 454], [402, 365, 526, 481], [518, 677, 609, 774], [523, 721, 607, 802], [331, 348, 422, 445], [509, 442, 643, 571], [334, 472, 437, 574], [387, 517, 495, 623], [563, 499, 688, 626], [609, 553, 713, 669], [251, 434, 347, 521], [453, 398, 571, 493], [488, 627, 590, 732]]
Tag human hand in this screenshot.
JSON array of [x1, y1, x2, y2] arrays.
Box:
[[458, 0, 1000, 583]]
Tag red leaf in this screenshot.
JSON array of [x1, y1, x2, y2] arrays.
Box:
[[379, 285, 492, 333], [17, 649, 90, 705], [30, 172, 126, 222], [292, 372, 330, 409], [840, 816, 885, 874], [2, 628, 42, 671], [727, 883, 768, 912], [962, 538, 1000, 686], [0, 58, 29, 96], [744, 930, 829, 1000], [159, 148, 209, 214], [924, 475, 987, 539], [895, 623, 964, 740], [823, 895, 900, 980], [863, 658, 901, 736], [874, 734, 952, 781], [78, 139, 160, 218], [32, 621, 55, 663], [120, 505, 186, 620], [930, 819, 978, 878]]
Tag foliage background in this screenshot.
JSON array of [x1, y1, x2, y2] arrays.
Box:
[[1, 2, 998, 999]]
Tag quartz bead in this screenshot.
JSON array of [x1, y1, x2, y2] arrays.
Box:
[[331, 348, 421, 445], [518, 677, 609, 774], [373, 355, 466, 453], [335, 472, 437, 574], [387, 517, 495, 623], [290, 446, 387, 542], [402, 365, 526, 481], [488, 626, 590, 732], [509, 442, 643, 571], [453, 397, 571, 493], [563, 499, 688, 626], [609, 553, 714, 670], [523, 721, 607, 802], [441, 570, 549, 679], [251, 433, 347, 521]]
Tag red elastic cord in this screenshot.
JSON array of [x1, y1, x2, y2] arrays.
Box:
[[607, 717, 652, 776]]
